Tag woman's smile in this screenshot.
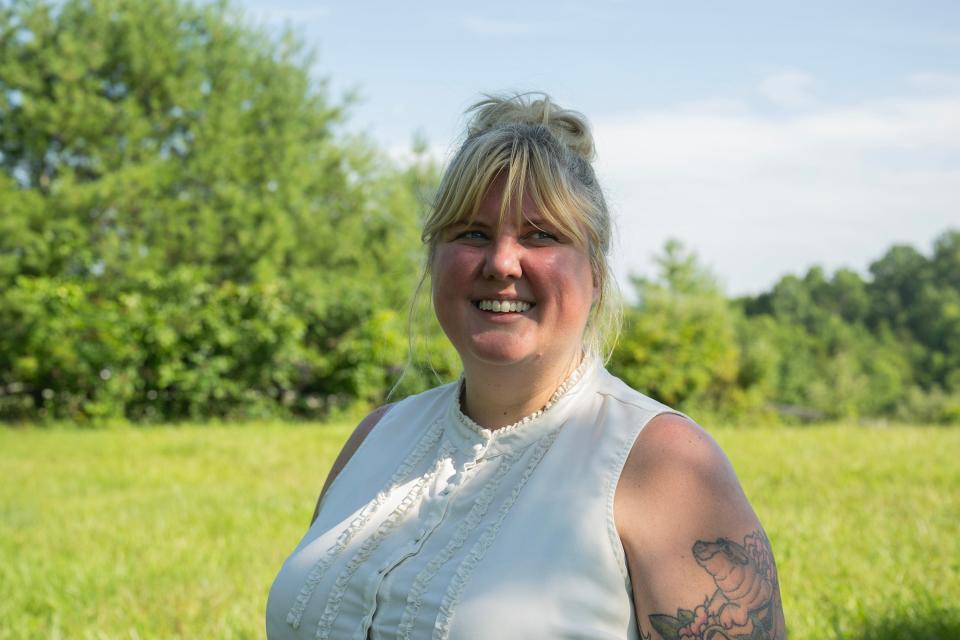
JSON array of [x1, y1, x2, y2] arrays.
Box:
[[472, 299, 535, 314], [467, 299, 536, 326]]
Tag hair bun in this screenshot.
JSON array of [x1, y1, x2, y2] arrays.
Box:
[[466, 92, 595, 161]]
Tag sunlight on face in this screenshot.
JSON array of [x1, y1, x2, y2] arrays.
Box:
[[431, 177, 596, 370]]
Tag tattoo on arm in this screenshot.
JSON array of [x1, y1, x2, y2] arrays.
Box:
[[644, 530, 786, 640]]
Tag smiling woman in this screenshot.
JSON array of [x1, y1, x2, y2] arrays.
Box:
[[430, 180, 598, 427], [266, 92, 786, 640]]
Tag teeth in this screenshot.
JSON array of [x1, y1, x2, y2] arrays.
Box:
[[477, 300, 532, 313]]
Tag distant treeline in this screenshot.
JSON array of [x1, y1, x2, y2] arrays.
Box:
[[1, 0, 957, 424], [612, 235, 960, 425]]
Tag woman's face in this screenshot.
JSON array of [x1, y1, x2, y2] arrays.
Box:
[[432, 178, 596, 370]]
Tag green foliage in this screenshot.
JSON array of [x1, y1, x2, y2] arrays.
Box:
[[866, 232, 960, 390], [1, 0, 958, 425], [610, 232, 960, 424], [1, 423, 957, 639], [0, 0, 444, 422], [610, 240, 743, 415], [736, 230, 960, 423]]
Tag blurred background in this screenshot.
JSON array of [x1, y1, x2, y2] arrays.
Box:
[[1, 1, 958, 638]]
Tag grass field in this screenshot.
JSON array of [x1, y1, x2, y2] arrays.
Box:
[[1, 422, 958, 639]]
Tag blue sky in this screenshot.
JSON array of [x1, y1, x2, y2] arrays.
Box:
[[239, 1, 960, 295]]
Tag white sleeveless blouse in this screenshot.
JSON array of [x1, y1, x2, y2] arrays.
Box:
[[266, 359, 685, 639]]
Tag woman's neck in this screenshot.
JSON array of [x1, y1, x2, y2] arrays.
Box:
[[460, 350, 583, 430]]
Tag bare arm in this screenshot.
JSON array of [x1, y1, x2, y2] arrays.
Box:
[[615, 414, 786, 640], [310, 403, 394, 525]]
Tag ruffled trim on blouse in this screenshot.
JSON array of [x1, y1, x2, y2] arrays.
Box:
[[285, 418, 446, 630], [431, 426, 563, 640], [452, 356, 590, 437]]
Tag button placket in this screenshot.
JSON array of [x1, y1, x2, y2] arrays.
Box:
[[363, 436, 495, 639], [375, 470, 458, 581], [357, 443, 459, 639], [360, 533, 429, 638]]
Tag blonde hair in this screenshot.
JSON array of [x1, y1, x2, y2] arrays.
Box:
[[421, 91, 621, 359]]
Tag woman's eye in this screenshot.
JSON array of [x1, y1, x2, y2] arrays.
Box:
[[530, 230, 559, 242], [455, 229, 486, 240]]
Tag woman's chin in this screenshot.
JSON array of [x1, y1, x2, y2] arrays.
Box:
[[462, 338, 536, 367]]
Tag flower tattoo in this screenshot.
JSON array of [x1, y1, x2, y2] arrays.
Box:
[[645, 531, 785, 640]]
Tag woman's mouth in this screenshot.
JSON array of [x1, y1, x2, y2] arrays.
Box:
[[473, 299, 534, 313]]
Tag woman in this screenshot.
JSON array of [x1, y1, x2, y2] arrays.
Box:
[[267, 93, 786, 640]]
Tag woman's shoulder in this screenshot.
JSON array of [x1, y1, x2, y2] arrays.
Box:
[[310, 380, 460, 523], [593, 366, 690, 419], [310, 402, 396, 524], [340, 380, 460, 467], [612, 399, 760, 565], [629, 412, 731, 479], [616, 412, 746, 533], [347, 403, 396, 450], [348, 379, 460, 445]]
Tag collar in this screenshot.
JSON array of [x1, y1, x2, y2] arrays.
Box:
[[444, 356, 597, 461]]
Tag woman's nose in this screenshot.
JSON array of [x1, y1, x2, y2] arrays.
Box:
[[482, 238, 523, 280]]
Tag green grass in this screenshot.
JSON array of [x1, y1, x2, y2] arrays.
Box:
[[1, 423, 957, 639], [714, 425, 960, 640]]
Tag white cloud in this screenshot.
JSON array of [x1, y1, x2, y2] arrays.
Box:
[[758, 71, 817, 109], [593, 87, 960, 296], [908, 71, 960, 93]]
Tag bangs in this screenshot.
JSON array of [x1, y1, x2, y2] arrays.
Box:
[[423, 126, 597, 250]]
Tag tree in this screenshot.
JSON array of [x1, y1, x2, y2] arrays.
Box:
[[736, 233, 960, 421], [610, 240, 743, 414], [0, 0, 436, 421]]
